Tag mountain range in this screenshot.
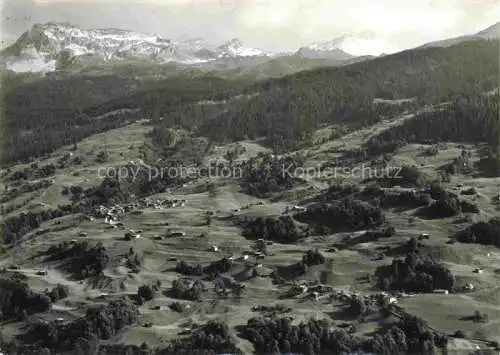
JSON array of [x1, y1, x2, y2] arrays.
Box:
[[1, 21, 498, 74]]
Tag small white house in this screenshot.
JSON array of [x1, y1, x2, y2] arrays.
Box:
[[464, 283, 474, 291], [170, 231, 186, 237]]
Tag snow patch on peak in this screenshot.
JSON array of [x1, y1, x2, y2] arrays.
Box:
[[6, 45, 56, 73], [308, 31, 399, 56], [217, 38, 266, 57], [3, 23, 273, 72]]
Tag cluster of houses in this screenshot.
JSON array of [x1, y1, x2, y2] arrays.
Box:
[[89, 197, 188, 221], [285, 281, 400, 305], [227, 250, 265, 265], [282, 279, 478, 300], [86, 197, 189, 230], [92, 204, 125, 219], [133, 197, 188, 209], [231, 200, 265, 213]]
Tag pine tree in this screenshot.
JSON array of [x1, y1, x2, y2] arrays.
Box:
[[299, 112, 312, 144], [151, 101, 160, 123]]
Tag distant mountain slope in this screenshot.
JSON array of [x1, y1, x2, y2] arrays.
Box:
[[420, 22, 499, 49], [296, 46, 353, 61], [198, 39, 499, 145], [204, 53, 372, 79]]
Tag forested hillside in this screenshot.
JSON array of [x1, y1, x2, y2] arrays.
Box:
[[366, 93, 499, 155], [197, 39, 498, 147], [0, 73, 250, 166]]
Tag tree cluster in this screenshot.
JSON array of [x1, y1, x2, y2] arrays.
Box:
[[7, 164, 56, 181], [422, 193, 479, 218], [97, 343, 150, 355], [390, 165, 426, 187], [443, 151, 473, 175], [251, 304, 292, 314], [175, 257, 233, 278], [46, 283, 69, 303], [455, 217, 500, 247], [348, 295, 367, 317], [171, 278, 205, 301], [169, 301, 187, 313], [149, 131, 212, 167], [295, 197, 385, 234], [320, 183, 360, 201], [124, 248, 142, 273], [242, 215, 309, 243], [243, 312, 448, 355], [6, 298, 138, 355], [201, 257, 233, 278], [375, 190, 431, 210], [376, 241, 455, 292], [471, 310, 489, 323], [83, 177, 130, 207], [137, 284, 156, 302], [369, 312, 448, 355], [46, 241, 109, 279], [0, 277, 52, 320], [224, 145, 246, 163], [2, 204, 80, 245], [156, 320, 241, 355], [302, 249, 326, 266], [1, 179, 54, 203], [239, 153, 304, 197]]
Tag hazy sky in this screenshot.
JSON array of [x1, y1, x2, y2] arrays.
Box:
[[1, 0, 499, 52]]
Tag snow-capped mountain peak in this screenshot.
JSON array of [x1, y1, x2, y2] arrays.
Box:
[[2, 23, 271, 72], [307, 37, 346, 51], [177, 37, 216, 53], [306, 31, 399, 57], [216, 38, 266, 57], [3, 22, 181, 69]]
